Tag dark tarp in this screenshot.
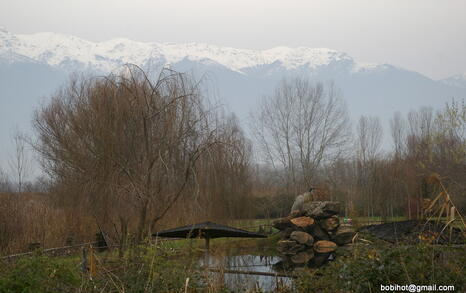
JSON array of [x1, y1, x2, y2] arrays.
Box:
[[153, 221, 267, 239]]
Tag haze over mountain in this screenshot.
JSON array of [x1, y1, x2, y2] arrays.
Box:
[[1, 27, 466, 172]]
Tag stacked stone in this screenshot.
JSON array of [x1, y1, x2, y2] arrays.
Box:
[[272, 201, 356, 268]]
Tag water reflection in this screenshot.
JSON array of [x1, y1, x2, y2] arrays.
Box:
[[273, 252, 334, 270], [198, 247, 335, 291], [200, 254, 293, 291]]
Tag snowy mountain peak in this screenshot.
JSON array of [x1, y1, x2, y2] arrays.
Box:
[[1, 28, 382, 74], [0, 27, 20, 54], [441, 73, 466, 88]]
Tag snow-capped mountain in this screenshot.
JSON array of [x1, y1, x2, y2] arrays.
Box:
[[440, 73, 466, 89], [1, 27, 466, 169], [1, 27, 465, 163], [1, 26, 379, 75]]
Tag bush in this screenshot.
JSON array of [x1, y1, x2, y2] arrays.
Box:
[[111, 246, 203, 292], [0, 254, 80, 293], [294, 242, 466, 293]]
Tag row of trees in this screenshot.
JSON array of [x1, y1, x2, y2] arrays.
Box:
[[250, 79, 465, 220], [1, 67, 464, 253]]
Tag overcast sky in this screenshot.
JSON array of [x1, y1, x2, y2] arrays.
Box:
[[1, 0, 466, 79]]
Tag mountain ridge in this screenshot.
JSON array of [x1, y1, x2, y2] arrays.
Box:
[[1, 27, 466, 169], [1, 28, 388, 75], [2, 28, 465, 84]]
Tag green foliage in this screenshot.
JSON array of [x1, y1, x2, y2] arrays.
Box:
[[106, 245, 203, 293], [2, 239, 464, 293], [0, 254, 80, 293], [294, 243, 466, 293]]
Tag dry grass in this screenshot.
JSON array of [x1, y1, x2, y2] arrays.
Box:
[[0, 192, 96, 255]]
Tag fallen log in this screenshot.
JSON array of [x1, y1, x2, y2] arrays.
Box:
[[273, 218, 297, 231], [290, 216, 315, 228], [313, 240, 337, 253], [305, 224, 330, 241], [320, 215, 340, 232], [291, 250, 314, 264], [335, 224, 355, 235], [332, 232, 357, 246], [308, 252, 332, 268], [281, 227, 295, 239], [277, 240, 305, 255], [290, 231, 314, 246]]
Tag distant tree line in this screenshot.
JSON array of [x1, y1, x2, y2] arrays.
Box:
[[0, 67, 464, 254]]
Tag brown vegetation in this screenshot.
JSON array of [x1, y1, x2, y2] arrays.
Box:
[[1, 66, 253, 254], [0, 71, 464, 256]]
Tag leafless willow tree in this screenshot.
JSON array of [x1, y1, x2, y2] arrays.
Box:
[[33, 65, 245, 246], [250, 78, 351, 194]]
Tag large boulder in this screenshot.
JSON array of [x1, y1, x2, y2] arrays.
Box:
[[302, 201, 340, 218], [290, 192, 313, 213]]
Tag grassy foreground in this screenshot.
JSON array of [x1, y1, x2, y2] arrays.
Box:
[[0, 233, 464, 293]]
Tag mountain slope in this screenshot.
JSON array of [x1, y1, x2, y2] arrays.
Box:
[[1, 27, 465, 159], [441, 74, 466, 89], [2, 27, 376, 75]]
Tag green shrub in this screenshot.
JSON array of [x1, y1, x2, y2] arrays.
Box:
[[0, 254, 80, 293], [83, 244, 205, 293], [295, 243, 466, 293]]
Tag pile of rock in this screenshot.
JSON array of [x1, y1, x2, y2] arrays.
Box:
[[273, 201, 356, 269]]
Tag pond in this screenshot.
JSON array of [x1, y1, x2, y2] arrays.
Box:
[[199, 252, 294, 291]]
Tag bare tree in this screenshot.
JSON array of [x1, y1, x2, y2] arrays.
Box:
[[33, 66, 229, 244], [356, 116, 383, 163], [8, 130, 30, 193], [390, 111, 407, 158], [250, 78, 350, 193], [406, 107, 434, 159], [0, 167, 13, 193], [435, 99, 466, 158], [355, 115, 383, 218]]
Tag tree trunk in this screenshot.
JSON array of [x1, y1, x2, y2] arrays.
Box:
[[136, 200, 149, 243], [118, 218, 128, 258]]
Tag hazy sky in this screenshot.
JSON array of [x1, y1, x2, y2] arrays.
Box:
[[1, 0, 465, 80]]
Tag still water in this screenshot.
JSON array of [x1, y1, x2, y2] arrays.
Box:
[[200, 253, 293, 291]]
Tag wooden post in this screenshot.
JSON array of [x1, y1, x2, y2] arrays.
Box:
[[205, 237, 210, 251], [82, 246, 96, 279], [184, 277, 190, 293], [81, 247, 88, 275], [89, 245, 96, 278], [449, 207, 455, 241], [204, 237, 210, 267]]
